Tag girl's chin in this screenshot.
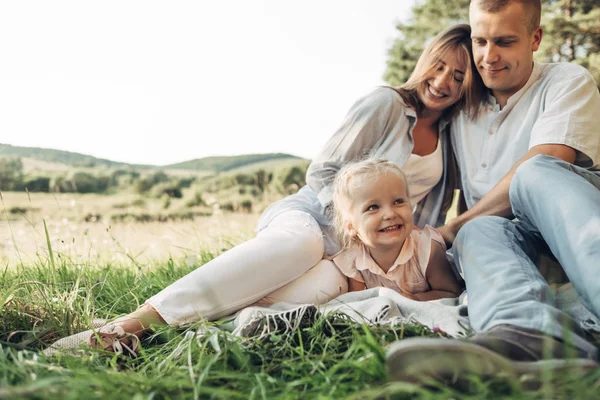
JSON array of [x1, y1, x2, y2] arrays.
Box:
[[375, 233, 409, 247]]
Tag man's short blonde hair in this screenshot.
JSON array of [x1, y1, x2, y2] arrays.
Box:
[[472, 0, 541, 33]]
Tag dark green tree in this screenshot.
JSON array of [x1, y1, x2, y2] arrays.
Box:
[[110, 169, 140, 187], [539, 0, 600, 85], [71, 172, 100, 193], [282, 165, 307, 188], [254, 169, 271, 193], [23, 177, 50, 192], [0, 158, 24, 191], [235, 173, 255, 185]]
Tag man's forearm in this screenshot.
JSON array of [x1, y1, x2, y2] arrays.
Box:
[[448, 172, 514, 234], [446, 144, 577, 237]]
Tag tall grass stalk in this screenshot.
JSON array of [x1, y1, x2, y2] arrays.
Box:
[[42, 220, 56, 284]]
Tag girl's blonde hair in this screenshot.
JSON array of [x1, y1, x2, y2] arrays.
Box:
[[331, 158, 409, 251], [393, 24, 486, 120]]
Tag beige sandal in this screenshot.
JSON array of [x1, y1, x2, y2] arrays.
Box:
[[43, 319, 107, 357], [88, 324, 141, 357]]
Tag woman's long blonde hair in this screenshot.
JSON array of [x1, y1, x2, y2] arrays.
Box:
[[394, 24, 485, 120]]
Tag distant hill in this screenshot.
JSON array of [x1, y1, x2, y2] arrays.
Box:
[[0, 143, 153, 170], [0, 143, 307, 174], [165, 153, 304, 172]]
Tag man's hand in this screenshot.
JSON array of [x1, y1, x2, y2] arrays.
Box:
[[440, 145, 576, 247], [436, 224, 458, 247]]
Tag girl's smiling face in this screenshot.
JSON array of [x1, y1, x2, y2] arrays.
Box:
[[345, 171, 414, 254]]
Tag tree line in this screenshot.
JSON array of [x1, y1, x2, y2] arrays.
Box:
[[0, 157, 308, 199]]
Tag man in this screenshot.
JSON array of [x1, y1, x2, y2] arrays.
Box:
[[386, 0, 600, 383]]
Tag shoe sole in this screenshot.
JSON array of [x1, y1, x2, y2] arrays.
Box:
[[386, 338, 598, 388]]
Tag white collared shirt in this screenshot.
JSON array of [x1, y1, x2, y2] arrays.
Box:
[[451, 62, 600, 208]]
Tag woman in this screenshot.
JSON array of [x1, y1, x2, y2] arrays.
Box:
[[48, 24, 485, 355]]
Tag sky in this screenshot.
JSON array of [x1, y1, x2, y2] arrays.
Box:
[[0, 0, 416, 166]]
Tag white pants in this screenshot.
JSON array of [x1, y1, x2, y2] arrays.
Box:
[[147, 211, 348, 325]]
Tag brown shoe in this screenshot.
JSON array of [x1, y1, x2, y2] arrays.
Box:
[[386, 325, 598, 388], [469, 325, 597, 361]]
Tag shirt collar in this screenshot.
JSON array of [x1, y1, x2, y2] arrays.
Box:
[[437, 117, 450, 132], [387, 232, 416, 273], [486, 62, 542, 110], [335, 232, 417, 277], [402, 101, 450, 134]]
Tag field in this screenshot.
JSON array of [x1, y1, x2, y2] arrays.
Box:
[[1, 192, 259, 266], [1, 191, 600, 399]]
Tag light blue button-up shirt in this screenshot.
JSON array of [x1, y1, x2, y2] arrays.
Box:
[[451, 62, 600, 209], [257, 87, 455, 256]]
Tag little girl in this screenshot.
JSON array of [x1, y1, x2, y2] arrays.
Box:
[[331, 158, 463, 301]]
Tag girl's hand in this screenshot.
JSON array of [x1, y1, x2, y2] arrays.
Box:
[[348, 277, 367, 292], [400, 291, 417, 300]]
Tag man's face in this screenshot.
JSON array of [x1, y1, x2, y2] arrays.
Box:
[[469, 1, 542, 106]]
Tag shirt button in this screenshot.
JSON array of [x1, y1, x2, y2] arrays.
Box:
[[481, 163, 487, 168], [488, 129, 494, 135]]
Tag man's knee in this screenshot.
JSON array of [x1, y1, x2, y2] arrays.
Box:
[[510, 154, 568, 204], [455, 216, 508, 249], [452, 216, 508, 278]]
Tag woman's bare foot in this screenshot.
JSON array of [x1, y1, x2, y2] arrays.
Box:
[[89, 303, 166, 355]]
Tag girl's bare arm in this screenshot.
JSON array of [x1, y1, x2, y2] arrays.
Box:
[[348, 277, 367, 292], [412, 240, 463, 301]]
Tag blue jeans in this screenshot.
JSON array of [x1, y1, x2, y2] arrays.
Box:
[[453, 154, 600, 355]]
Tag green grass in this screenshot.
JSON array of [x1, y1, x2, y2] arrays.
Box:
[[1, 251, 600, 399]]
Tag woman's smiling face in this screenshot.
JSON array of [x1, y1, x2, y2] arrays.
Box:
[[417, 51, 467, 115]]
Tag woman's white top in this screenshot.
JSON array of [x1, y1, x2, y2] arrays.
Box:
[[402, 137, 444, 208]]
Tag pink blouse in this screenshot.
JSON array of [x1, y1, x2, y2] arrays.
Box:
[[332, 225, 446, 296]]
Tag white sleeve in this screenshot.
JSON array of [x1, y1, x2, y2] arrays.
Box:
[[529, 70, 600, 168], [332, 249, 365, 283]]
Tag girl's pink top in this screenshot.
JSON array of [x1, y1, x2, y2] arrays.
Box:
[[332, 225, 445, 295]]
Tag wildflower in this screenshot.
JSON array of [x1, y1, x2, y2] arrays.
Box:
[[432, 326, 447, 336]]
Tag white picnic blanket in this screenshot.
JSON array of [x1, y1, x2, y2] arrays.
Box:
[[44, 283, 599, 357], [226, 284, 600, 339]]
